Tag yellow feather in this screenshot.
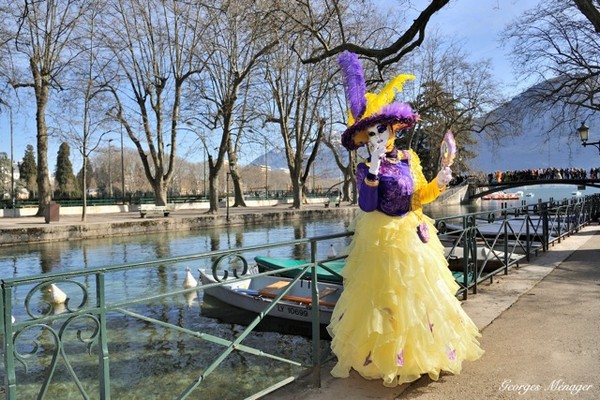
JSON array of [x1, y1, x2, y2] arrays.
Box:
[[377, 74, 415, 104], [361, 74, 415, 120], [345, 73, 415, 126]]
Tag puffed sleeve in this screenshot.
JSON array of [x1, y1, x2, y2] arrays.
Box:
[[409, 150, 445, 207], [356, 162, 379, 212]]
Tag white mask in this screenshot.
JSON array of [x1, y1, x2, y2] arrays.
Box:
[[367, 124, 390, 149]]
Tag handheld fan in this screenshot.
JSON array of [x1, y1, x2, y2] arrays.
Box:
[[440, 130, 457, 168]]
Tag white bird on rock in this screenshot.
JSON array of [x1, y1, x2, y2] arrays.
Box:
[[182, 267, 198, 289], [48, 283, 67, 305]]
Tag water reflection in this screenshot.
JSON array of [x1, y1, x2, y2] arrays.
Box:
[[292, 222, 307, 260], [0, 216, 348, 279]]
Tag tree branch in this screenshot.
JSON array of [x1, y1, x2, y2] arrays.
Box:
[[573, 0, 600, 33], [301, 0, 450, 64]]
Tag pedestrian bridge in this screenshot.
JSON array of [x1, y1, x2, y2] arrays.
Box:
[[471, 179, 600, 200]]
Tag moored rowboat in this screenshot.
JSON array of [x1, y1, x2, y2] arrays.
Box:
[[254, 256, 344, 283], [199, 268, 343, 325]]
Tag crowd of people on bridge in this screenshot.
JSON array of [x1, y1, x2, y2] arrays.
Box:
[[487, 167, 600, 184]]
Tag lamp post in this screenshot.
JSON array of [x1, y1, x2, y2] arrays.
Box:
[[9, 106, 14, 208], [578, 122, 600, 154], [203, 147, 207, 198], [120, 127, 125, 200], [108, 139, 113, 198], [264, 138, 268, 198]]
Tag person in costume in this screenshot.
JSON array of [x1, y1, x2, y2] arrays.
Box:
[[327, 51, 483, 387]]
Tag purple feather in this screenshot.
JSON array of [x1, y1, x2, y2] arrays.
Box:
[[337, 51, 367, 120], [380, 102, 414, 119]]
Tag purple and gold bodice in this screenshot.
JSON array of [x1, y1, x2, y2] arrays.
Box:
[[357, 151, 414, 217]]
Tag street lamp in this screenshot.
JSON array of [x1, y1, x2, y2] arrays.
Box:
[[578, 122, 600, 154], [264, 138, 268, 198], [108, 139, 113, 198], [9, 106, 14, 208], [120, 127, 125, 200]]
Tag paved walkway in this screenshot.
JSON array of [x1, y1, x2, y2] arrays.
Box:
[[267, 225, 600, 400], [0, 203, 355, 245], [0, 203, 341, 229]]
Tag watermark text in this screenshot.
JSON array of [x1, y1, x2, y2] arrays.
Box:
[[499, 379, 594, 396]]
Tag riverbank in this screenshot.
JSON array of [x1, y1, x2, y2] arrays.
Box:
[[0, 203, 358, 246]]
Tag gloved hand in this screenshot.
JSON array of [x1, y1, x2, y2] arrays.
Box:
[[368, 139, 387, 175], [436, 166, 452, 188]]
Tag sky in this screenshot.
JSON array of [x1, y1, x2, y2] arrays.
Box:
[[0, 0, 540, 172], [409, 0, 540, 96]]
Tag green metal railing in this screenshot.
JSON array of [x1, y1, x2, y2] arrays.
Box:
[[1, 194, 597, 398], [0, 233, 353, 399], [435, 194, 598, 299]]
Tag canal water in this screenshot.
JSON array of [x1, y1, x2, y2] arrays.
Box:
[[0, 183, 595, 398]]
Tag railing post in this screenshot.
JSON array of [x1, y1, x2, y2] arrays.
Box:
[[2, 283, 17, 399], [97, 273, 111, 399], [525, 213, 531, 262], [541, 203, 549, 251], [502, 208, 509, 272], [309, 240, 321, 389], [462, 215, 474, 298]]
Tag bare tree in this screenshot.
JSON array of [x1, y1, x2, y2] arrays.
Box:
[[260, 44, 335, 209], [279, 0, 451, 71], [186, 0, 279, 214], [99, 0, 210, 206], [1, 0, 90, 216], [403, 34, 505, 177], [574, 0, 600, 32], [55, 4, 112, 221], [320, 125, 355, 203], [503, 1, 600, 136]]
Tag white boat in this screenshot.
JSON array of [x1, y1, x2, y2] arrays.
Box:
[[199, 268, 342, 325], [443, 245, 524, 272]]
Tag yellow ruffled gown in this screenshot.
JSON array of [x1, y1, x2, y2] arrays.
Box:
[[327, 150, 483, 387]]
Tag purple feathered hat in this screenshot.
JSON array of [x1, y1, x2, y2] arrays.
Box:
[[337, 51, 419, 150]]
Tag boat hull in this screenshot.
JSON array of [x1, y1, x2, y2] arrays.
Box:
[[199, 269, 342, 325]]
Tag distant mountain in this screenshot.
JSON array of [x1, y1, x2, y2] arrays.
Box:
[[251, 82, 600, 175], [249, 144, 348, 179], [469, 80, 600, 173]]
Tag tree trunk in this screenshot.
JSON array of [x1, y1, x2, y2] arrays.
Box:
[[208, 175, 219, 214], [342, 176, 352, 203], [291, 179, 303, 209], [231, 169, 246, 207], [153, 178, 168, 206], [81, 155, 88, 222], [34, 80, 51, 217]]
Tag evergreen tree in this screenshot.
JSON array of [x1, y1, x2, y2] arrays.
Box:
[[55, 142, 80, 198], [407, 80, 476, 179], [19, 145, 37, 198]]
